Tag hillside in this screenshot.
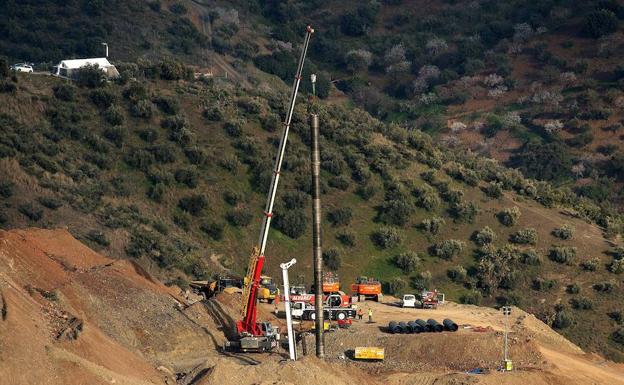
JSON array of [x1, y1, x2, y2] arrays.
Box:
[[1, 228, 623, 385], [0, 63, 623, 361]]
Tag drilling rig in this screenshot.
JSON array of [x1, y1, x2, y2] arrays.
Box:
[[224, 26, 314, 353]]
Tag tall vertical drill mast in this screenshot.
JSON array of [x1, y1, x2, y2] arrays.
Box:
[[238, 26, 314, 336]]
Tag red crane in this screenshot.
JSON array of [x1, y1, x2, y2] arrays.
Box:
[[227, 26, 314, 352]]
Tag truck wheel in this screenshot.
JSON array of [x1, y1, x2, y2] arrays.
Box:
[[310, 312, 316, 321], [336, 311, 346, 321]]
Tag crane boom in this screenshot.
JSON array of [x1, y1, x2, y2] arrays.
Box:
[[237, 26, 314, 337]]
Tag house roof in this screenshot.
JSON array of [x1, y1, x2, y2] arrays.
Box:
[[58, 58, 113, 69]]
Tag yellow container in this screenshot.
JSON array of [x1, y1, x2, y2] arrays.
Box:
[[354, 347, 385, 360], [504, 359, 513, 371]]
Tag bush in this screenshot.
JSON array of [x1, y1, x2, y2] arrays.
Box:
[[200, 221, 224, 240], [153, 96, 180, 115], [104, 106, 124, 126], [388, 277, 408, 295], [447, 265, 467, 283], [223, 190, 244, 206], [322, 248, 342, 270], [471, 226, 496, 246], [566, 283, 581, 294], [0, 181, 14, 198], [581, 257, 599, 271], [327, 207, 353, 226], [37, 196, 63, 210], [549, 246, 576, 264], [432, 239, 465, 260], [418, 217, 445, 235], [178, 194, 208, 216], [130, 100, 155, 119], [610, 246, 624, 260], [510, 228, 538, 245], [52, 84, 75, 101], [226, 208, 253, 227], [356, 183, 377, 200], [147, 183, 165, 203], [609, 259, 624, 274], [203, 106, 224, 121], [552, 224, 574, 240], [497, 207, 521, 226], [159, 58, 188, 80], [521, 249, 542, 265], [18, 203, 43, 221], [174, 168, 199, 188], [274, 209, 307, 238], [224, 119, 244, 137], [552, 309, 574, 329], [449, 201, 479, 223], [394, 251, 421, 274], [593, 281, 614, 293], [613, 328, 624, 345], [371, 226, 403, 249], [483, 182, 503, 198], [328, 175, 350, 190], [336, 229, 356, 247], [608, 311, 623, 324], [89, 88, 117, 108], [570, 297, 593, 310], [86, 230, 110, 247], [76, 64, 105, 88], [583, 9, 618, 38], [410, 271, 432, 291], [460, 290, 482, 305]]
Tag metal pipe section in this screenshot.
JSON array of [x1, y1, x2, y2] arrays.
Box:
[[415, 319, 430, 332], [280, 258, 297, 360], [388, 321, 400, 334], [311, 111, 324, 358], [398, 322, 409, 333], [443, 318, 458, 332], [407, 321, 422, 333], [427, 319, 444, 332]]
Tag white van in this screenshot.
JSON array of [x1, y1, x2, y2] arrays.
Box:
[[400, 294, 417, 308]]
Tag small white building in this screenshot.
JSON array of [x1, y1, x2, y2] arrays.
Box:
[[53, 58, 119, 79]]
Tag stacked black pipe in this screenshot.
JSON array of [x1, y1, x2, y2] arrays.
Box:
[[387, 318, 458, 334]]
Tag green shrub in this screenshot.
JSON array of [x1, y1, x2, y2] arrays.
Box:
[[86, 230, 110, 247], [510, 228, 538, 245], [566, 283, 581, 294], [609, 259, 624, 274], [497, 207, 521, 227], [200, 221, 224, 240], [549, 246, 576, 264], [37, 196, 63, 210], [483, 182, 503, 198], [224, 119, 244, 137], [76, 64, 105, 88], [356, 183, 377, 200], [552, 224, 574, 240], [274, 209, 307, 238], [52, 84, 75, 101], [521, 249, 542, 265], [328, 175, 350, 191], [394, 251, 421, 274], [371, 226, 403, 249], [449, 201, 479, 223], [593, 281, 614, 293], [153, 221, 169, 235], [178, 194, 208, 216], [570, 297, 593, 310], [322, 247, 342, 270], [223, 190, 244, 206], [608, 311, 623, 324], [447, 265, 467, 283], [147, 183, 165, 203], [174, 168, 199, 188], [153, 96, 180, 115], [104, 106, 124, 126], [553, 309, 574, 329], [226, 208, 253, 227], [219, 154, 240, 171], [203, 106, 224, 121], [130, 100, 154, 119], [388, 277, 407, 295], [460, 290, 482, 305], [583, 9, 618, 38], [418, 217, 445, 235], [410, 271, 432, 291], [327, 207, 353, 226], [432, 239, 465, 260], [336, 229, 356, 247], [184, 146, 206, 165], [18, 203, 43, 221], [581, 257, 599, 271], [89, 88, 117, 108], [0, 181, 14, 198], [138, 128, 158, 143], [613, 328, 624, 345], [471, 226, 496, 246], [173, 212, 190, 231], [159, 58, 188, 80]]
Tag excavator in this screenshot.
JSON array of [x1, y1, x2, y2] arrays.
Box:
[[224, 26, 314, 353]]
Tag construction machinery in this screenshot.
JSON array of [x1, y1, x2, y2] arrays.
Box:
[[421, 290, 444, 309], [224, 26, 313, 353], [189, 275, 242, 299], [351, 276, 383, 302], [322, 271, 340, 293], [290, 301, 357, 321], [257, 275, 279, 304]]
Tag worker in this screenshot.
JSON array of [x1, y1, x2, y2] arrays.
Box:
[[368, 308, 373, 323], [357, 308, 363, 320]]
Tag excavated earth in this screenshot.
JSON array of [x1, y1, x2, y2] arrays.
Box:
[[0, 228, 623, 385]]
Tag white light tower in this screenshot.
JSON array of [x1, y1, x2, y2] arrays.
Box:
[[101, 42, 108, 58], [280, 258, 297, 360], [502, 306, 512, 371]]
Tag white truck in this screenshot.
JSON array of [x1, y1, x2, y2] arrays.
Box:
[[290, 301, 357, 321], [400, 294, 417, 308]]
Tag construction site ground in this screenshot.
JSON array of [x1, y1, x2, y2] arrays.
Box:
[[1, 228, 623, 385]]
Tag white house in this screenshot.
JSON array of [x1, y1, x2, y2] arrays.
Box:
[[53, 58, 119, 79]]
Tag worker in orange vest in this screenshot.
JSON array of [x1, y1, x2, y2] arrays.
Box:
[[357, 308, 364, 320]]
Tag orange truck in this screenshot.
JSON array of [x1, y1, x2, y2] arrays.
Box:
[[351, 276, 382, 302], [322, 272, 340, 293]]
